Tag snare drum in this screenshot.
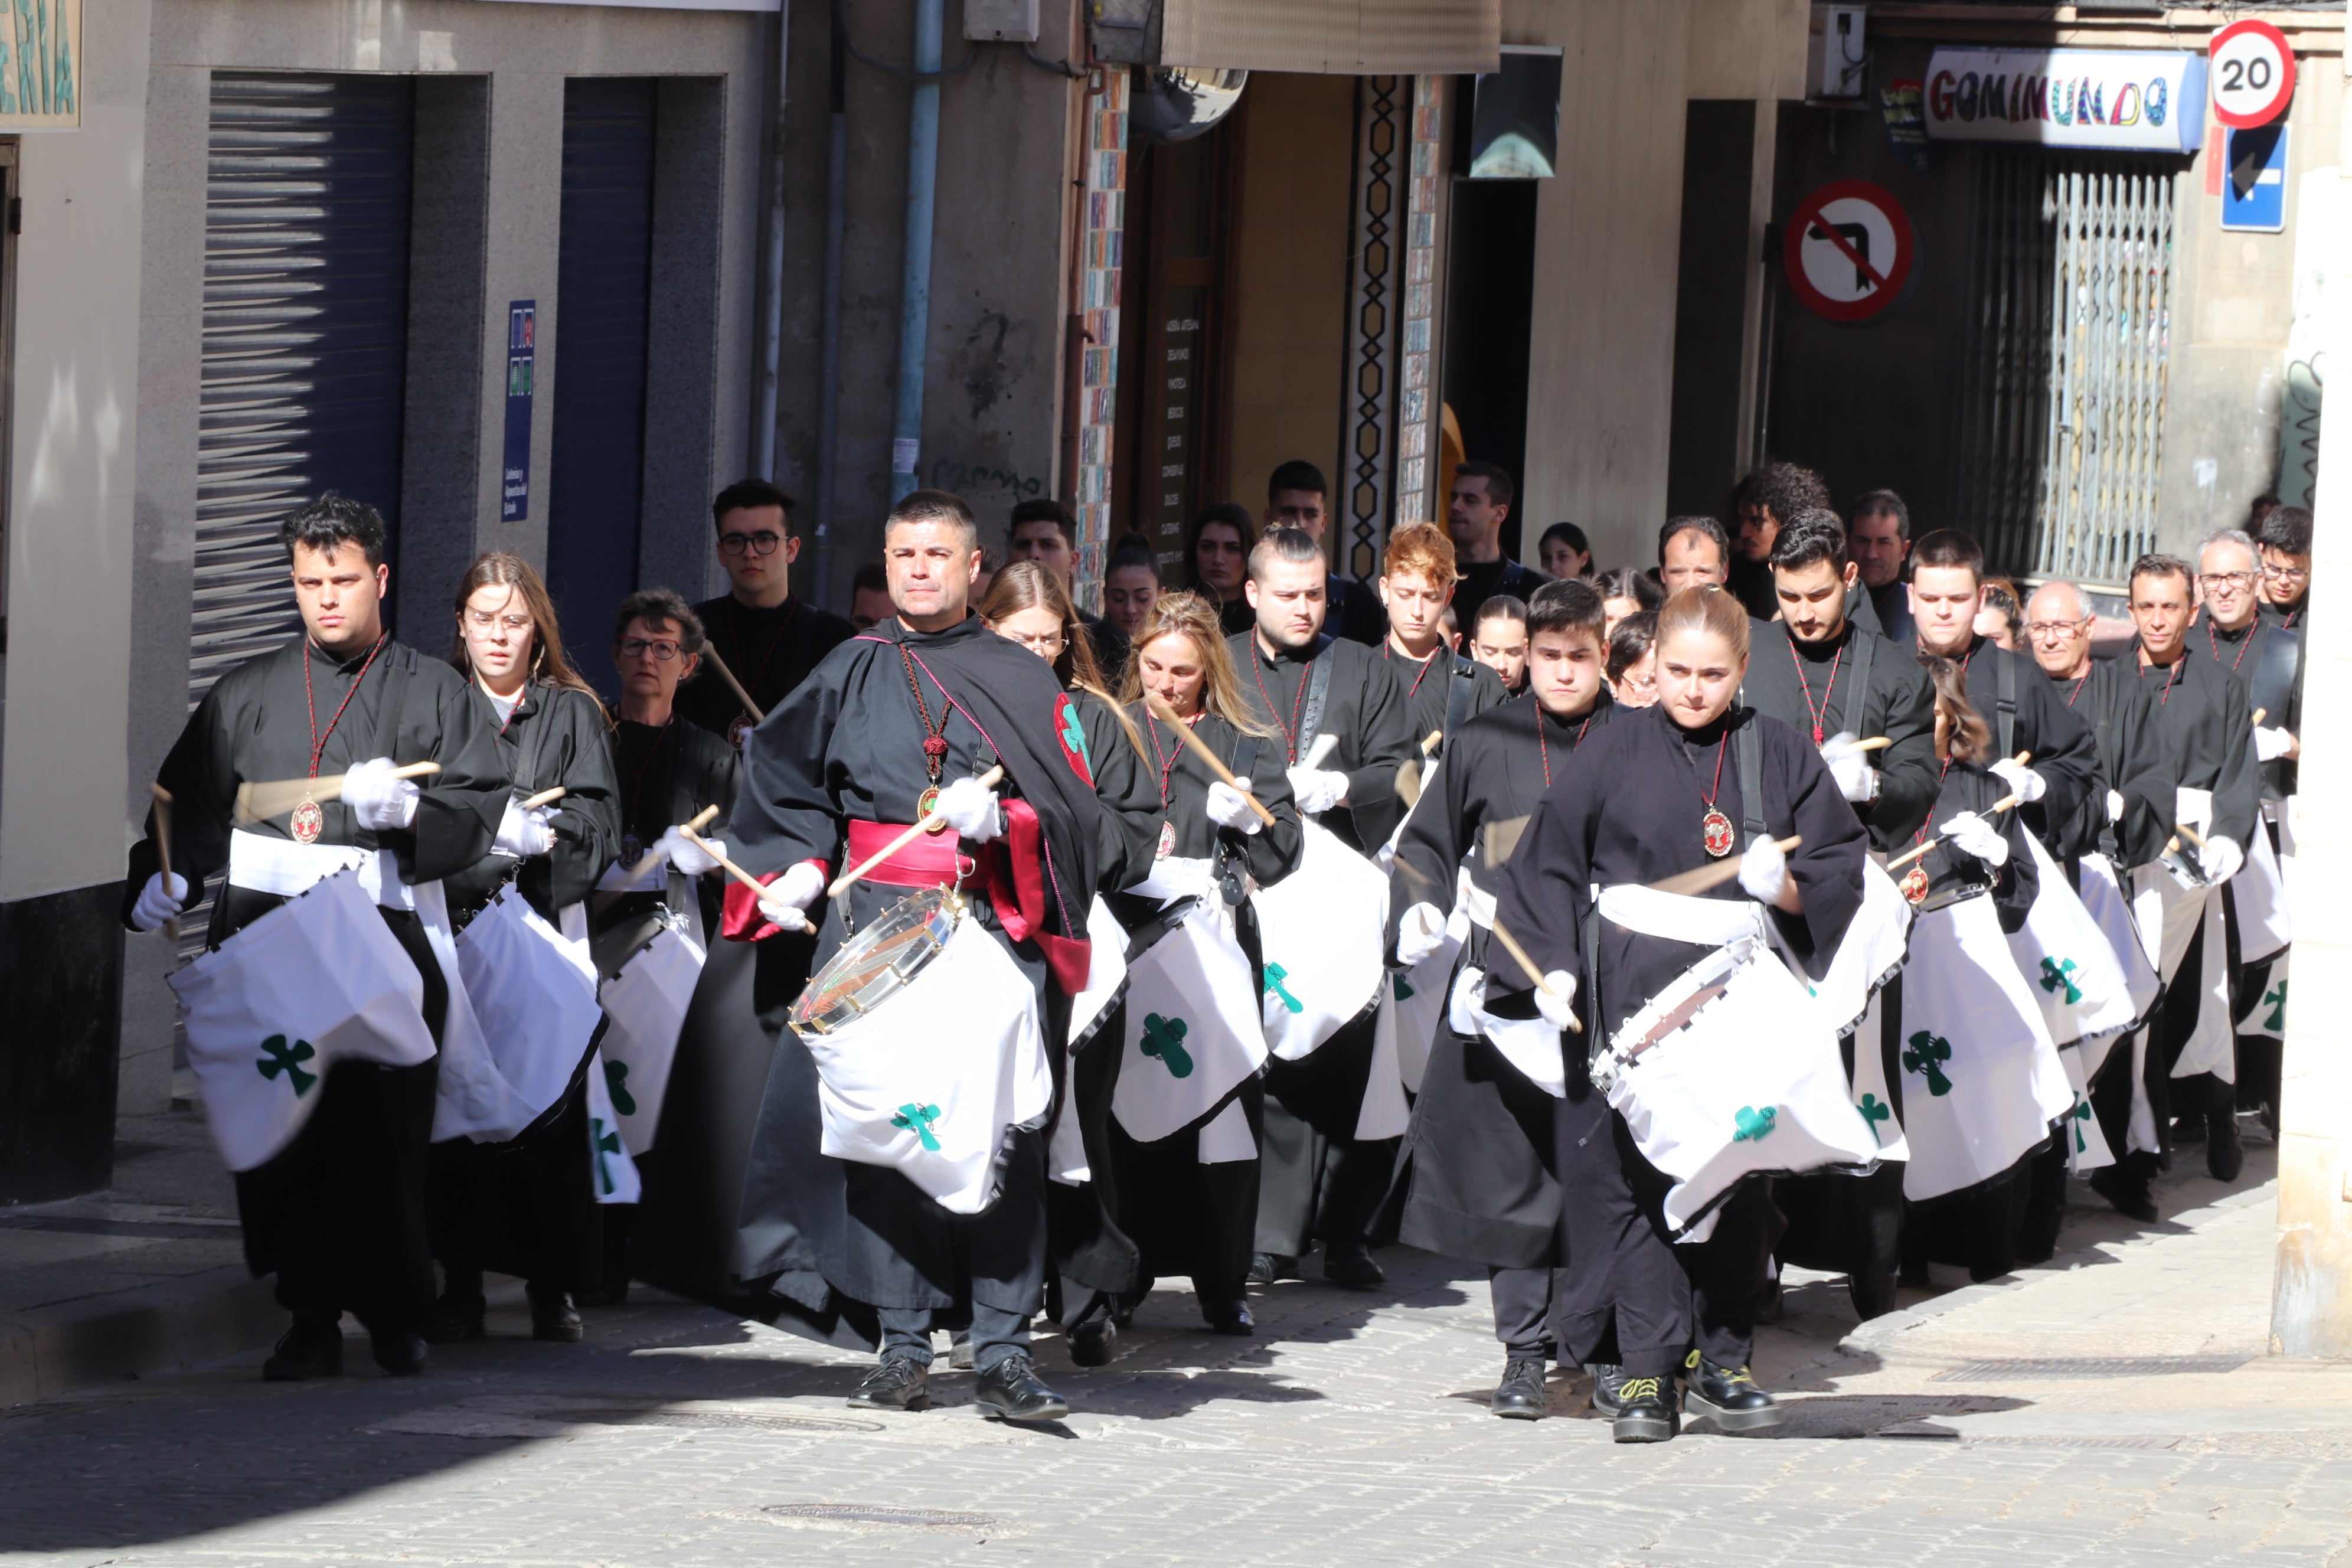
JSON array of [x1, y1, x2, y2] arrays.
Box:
[[790, 887, 964, 1040]]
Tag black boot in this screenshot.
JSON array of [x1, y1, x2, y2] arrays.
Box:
[[1608, 1371, 1678, 1443], [1321, 1240, 1384, 1291], [1247, 1252, 1297, 1286], [1068, 1315, 1118, 1366], [427, 1271, 486, 1344], [1681, 1352, 1782, 1433], [262, 1309, 344, 1381], [972, 1353, 1070, 1423], [2090, 1166, 2158, 1223], [1848, 1272, 1900, 1321], [1490, 1356, 1547, 1420], [369, 1327, 429, 1376], [2207, 1110, 2245, 1182], [527, 1282, 583, 1344], [846, 1356, 931, 1412], [1586, 1364, 1627, 1419]]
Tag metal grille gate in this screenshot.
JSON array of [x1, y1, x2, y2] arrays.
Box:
[[1952, 151, 2176, 584]]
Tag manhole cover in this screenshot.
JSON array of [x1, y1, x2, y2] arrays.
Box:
[[1930, 1356, 2249, 1381], [762, 1503, 1003, 1530]]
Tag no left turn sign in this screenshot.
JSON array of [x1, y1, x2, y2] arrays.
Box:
[[2209, 18, 2295, 130], [1782, 179, 1916, 324]]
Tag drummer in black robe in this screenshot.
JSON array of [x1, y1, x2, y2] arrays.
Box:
[[1229, 527, 1417, 1290], [427, 555, 622, 1345], [1380, 579, 1616, 1418], [728, 489, 1102, 1425], [2193, 528, 2301, 1133], [1739, 511, 1937, 1318], [1376, 522, 1507, 763], [1103, 592, 1304, 1338], [581, 589, 742, 1307], [674, 478, 855, 749], [1487, 587, 1866, 1443], [1896, 653, 2049, 1285], [122, 495, 507, 1378], [975, 562, 1163, 1366], [1907, 530, 2102, 856]]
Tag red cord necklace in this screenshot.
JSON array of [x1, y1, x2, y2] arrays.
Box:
[[294, 633, 389, 844], [1789, 638, 1843, 746]]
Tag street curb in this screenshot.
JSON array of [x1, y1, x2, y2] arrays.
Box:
[[0, 1263, 281, 1406]]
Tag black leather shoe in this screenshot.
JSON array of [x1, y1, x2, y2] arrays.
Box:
[[1609, 1373, 1678, 1443], [948, 1331, 976, 1370], [2090, 1167, 2160, 1223], [528, 1283, 583, 1344], [1204, 1300, 1254, 1337], [427, 1280, 486, 1344], [1681, 1352, 1782, 1433], [973, 1354, 1070, 1422], [847, 1357, 931, 1412], [2207, 1110, 2245, 1182], [1586, 1364, 1627, 1419], [1848, 1272, 1900, 1321], [1322, 1240, 1384, 1291], [262, 1311, 344, 1381], [1069, 1317, 1118, 1366], [1491, 1356, 1547, 1420], [370, 1329, 428, 1377], [1247, 1252, 1296, 1286]]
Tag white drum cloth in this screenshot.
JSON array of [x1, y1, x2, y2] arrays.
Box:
[[1049, 895, 1131, 1186], [1112, 866, 1268, 1144], [2131, 867, 2234, 1083], [1803, 858, 1913, 1040], [596, 907, 707, 1157], [2006, 833, 2138, 1049], [451, 888, 604, 1143], [1250, 818, 1390, 1061]]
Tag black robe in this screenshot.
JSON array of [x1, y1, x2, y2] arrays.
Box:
[[1325, 573, 1390, 647], [2135, 651, 2258, 854], [674, 593, 855, 744], [428, 680, 622, 1292], [1105, 710, 1304, 1303], [1951, 635, 2102, 857], [1740, 618, 1939, 852], [1868, 579, 1916, 646], [122, 636, 506, 1334], [1228, 628, 1417, 851], [1379, 692, 1615, 1269], [1726, 557, 1779, 622], [2047, 658, 2171, 870], [725, 614, 1102, 1339], [1380, 639, 1509, 759], [2195, 610, 2301, 801]]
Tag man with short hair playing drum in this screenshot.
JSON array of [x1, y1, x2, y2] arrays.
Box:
[[122, 494, 509, 1381], [727, 489, 1104, 1423]]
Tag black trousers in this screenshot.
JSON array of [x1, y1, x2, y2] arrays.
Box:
[[426, 1075, 600, 1292], [1255, 1014, 1398, 1256], [1553, 1084, 1776, 1380], [1488, 1264, 1560, 1359]]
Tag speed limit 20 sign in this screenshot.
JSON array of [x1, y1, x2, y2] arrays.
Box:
[[2210, 18, 2296, 129]]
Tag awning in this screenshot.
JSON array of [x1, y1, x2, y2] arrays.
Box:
[[1161, 0, 1500, 76]]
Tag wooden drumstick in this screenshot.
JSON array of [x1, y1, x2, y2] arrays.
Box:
[[827, 765, 1008, 899], [679, 825, 783, 909], [1487, 917, 1581, 1034], [1420, 729, 1443, 756], [591, 803, 721, 912], [519, 786, 566, 811], [1852, 736, 1896, 752], [150, 783, 179, 944], [1648, 835, 1807, 896], [1884, 790, 2024, 872], [2252, 707, 2268, 727], [2174, 821, 2207, 850], [701, 646, 765, 724], [235, 760, 443, 825], [1143, 692, 1278, 826], [1303, 731, 1342, 770]]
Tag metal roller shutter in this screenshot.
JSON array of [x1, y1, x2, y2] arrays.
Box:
[[194, 72, 417, 704], [547, 77, 658, 692]]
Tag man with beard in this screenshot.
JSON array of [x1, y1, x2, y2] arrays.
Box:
[[1726, 462, 1832, 622]]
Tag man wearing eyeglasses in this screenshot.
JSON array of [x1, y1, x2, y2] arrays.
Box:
[[675, 478, 854, 749], [2258, 506, 2313, 631]]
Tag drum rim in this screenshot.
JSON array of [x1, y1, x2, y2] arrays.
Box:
[[790, 885, 967, 1036]]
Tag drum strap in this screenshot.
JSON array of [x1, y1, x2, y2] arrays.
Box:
[[1736, 713, 1766, 848], [1442, 655, 1478, 749], [1847, 629, 1873, 741], [1296, 636, 1337, 760], [1995, 646, 2017, 760], [1219, 734, 1262, 906]]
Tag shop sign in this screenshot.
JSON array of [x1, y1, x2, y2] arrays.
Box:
[[0, 0, 80, 130], [1922, 47, 2205, 153]]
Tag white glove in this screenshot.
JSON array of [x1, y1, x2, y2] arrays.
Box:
[[2199, 834, 2244, 886], [932, 775, 1004, 842], [1988, 756, 2046, 804], [2256, 727, 2296, 763], [2106, 789, 2126, 824], [1819, 732, 1875, 804], [1938, 809, 2010, 868], [494, 799, 557, 858], [1737, 834, 1788, 904], [1287, 766, 1348, 815], [2174, 785, 2214, 835], [1205, 779, 1262, 835], [130, 871, 189, 933], [1395, 902, 1448, 968], [756, 860, 826, 933], [1534, 969, 1580, 1032], [342, 757, 420, 831], [656, 824, 723, 877]]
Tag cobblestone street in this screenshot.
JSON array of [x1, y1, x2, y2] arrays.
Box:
[[3, 1153, 2347, 1567]]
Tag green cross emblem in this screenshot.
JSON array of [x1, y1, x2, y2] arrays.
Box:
[[603, 1058, 636, 1117], [1264, 962, 1303, 1014], [2071, 1094, 2094, 1154], [1858, 1093, 1892, 1146], [1732, 1105, 1778, 1144], [1140, 1013, 1194, 1078], [2263, 979, 2288, 1033], [1057, 701, 1089, 768], [2038, 956, 2083, 1005], [891, 1103, 943, 1152], [1903, 1031, 1954, 1097], [1393, 971, 1415, 1002], [592, 1116, 624, 1195], [256, 1035, 318, 1096]]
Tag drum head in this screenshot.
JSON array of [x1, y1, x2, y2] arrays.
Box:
[[790, 887, 962, 1037]]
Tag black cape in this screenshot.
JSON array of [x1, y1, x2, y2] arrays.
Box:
[[1740, 618, 1939, 852], [440, 682, 621, 922], [2135, 651, 2258, 852], [1951, 636, 2102, 857], [2196, 610, 2301, 801]]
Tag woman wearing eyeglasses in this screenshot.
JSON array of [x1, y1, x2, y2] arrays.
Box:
[[430, 552, 623, 1348]]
